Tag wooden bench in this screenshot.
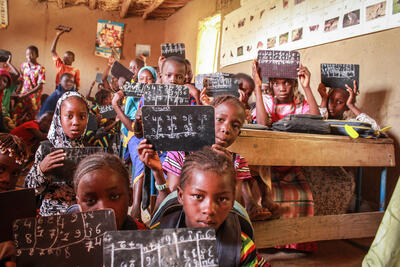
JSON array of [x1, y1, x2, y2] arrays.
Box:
[[229, 129, 395, 247]]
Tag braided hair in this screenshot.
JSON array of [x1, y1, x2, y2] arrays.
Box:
[[0, 133, 29, 166]]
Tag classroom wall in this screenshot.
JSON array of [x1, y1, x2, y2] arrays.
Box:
[[1, 0, 165, 95]]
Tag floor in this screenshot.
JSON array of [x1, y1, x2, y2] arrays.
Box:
[[260, 238, 373, 266]]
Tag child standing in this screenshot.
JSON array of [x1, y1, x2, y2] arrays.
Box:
[[51, 29, 80, 90], [24, 91, 89, 216]]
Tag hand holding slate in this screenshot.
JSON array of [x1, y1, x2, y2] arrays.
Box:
[[39, 149, 66, 174], [298, 64, 311, 89]]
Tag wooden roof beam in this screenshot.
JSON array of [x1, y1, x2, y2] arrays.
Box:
[[120, 0, 133, 18], [142, 0, 165, 20], [57, 0, 65, 8]]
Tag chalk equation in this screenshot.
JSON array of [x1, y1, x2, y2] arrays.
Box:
[[143, 84, 190, 106], [258, 50, 300, 79], [195, 72, 234, 90], [103, 228, 218, 267], [161, 43, 185, 58], [98, 105, 117, 119], [321, 63, 360, 90], [204, 76, 239, 97], [13, 210, 117, 267], [123, 82, 146, 98]]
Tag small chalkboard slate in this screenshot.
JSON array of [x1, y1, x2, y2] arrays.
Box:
[[111, 61, 134, 81], [103, 228, 218, 267], [321, 63, 360, 90], [13, 209, 116, 267], [122, 82, 146, 98], [257, 50, 300, 79], [143, 84, 190, 106], [195, 72, 235, 90], [161, 43, 186, 58], [0, 49, 11, 62], [48, 147, 104, 183], [142, 105, 215, 151], [0, 189, 36, 242], [98, 105, 117, 119], [204, 76, 240, 97]]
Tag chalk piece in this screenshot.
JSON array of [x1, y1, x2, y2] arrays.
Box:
[[98, 105, 117, 119], [143, 84, 190, 106], [122, 82, 146, 98], [142, 105, 215, 151], [14, 210, 116, 267], [0, 189, 35, 242], [195, 72, 235, 90], [257, 50, 300, 79], [103, 228, 218, 267], [321, 63, 360, 90], [110, 61, 134, 81], [204, 76, 239, 97], [161, 43, 186, 58]]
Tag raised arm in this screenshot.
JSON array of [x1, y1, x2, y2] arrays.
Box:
[[298, 64, 320, 116], [50, 30, 65, 57], [6, 55, 20, 78], [111, 90, 134, 132], [252, 60, 271, 126]]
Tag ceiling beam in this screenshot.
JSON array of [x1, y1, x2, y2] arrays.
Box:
[[142, 0, 165, 20], [120, 0, 133, 18], [88, 0, 97, 10], [57, 0, 65, 8]]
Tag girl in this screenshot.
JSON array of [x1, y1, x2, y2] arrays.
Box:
[[72, 153, 147, 230], [150, 147, 270, 267], [24, 91, 89, 216], [162, 95, 270, 220]]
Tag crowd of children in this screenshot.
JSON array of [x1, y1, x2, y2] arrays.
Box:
[[0, 26, 384, 267]]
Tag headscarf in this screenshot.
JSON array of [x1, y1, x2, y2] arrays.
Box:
[[137, 66, 157, 82], [47, 91, 88, 148]]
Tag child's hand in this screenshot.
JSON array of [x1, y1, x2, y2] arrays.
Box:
[[137, 139, 162, 171], [111, 90, 124, 106], [134, 109, 143, 138], [55, 29, 66, 36], [6, 55, 11, 64], [318, 83, 328, 99], [158, 56, 166, 72], [345, 80, 358, 107], [252, 60, 262, 87], [200, 88, 211, 105], [108, 55, 115, 66], [39, 149, 66, 173], [298, 64, 311, 89], [211, 144, 232, 160]]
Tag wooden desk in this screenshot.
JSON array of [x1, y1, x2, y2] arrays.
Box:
[[228, 129, 395, 248]]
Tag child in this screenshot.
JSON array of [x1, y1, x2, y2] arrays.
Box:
[[0, 68, 12, 132], [39, 72, 75, 116], [162, 95, 270, 220], [129, 58, 145, 81], [183, 59, 200, 105], [318, 81, 380, 130], [234, 73, 255, 109], [86, 81, 106, 106], [24, 91, 89, 216], [15, 45, 46, 125], [51, 29, 80, 90], [150, 147, 270, 266], [0, 133, 29, 267], [72, 153, 147, 230]]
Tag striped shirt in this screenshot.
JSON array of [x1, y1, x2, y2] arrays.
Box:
[[162, 151, 252, 180]]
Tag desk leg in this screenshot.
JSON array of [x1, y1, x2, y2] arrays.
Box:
[[356, 167, 363, 212], [379, 168, 387, 211]]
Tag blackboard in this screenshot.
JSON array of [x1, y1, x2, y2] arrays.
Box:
[[0, 188, 36, 242], [321, 63, 360, 90], [98, 105, 117, 119], [13, 210, 117, 267], [194, 72, 235, 90], [103, 228, 218, 267], [110, 61, 134, 81], [161, 43, 186, 58], [257, 50, 300, 79], [122, 81, 146, 98], [142, 105, 215, 151], [0, 49, 11, 62], [48, 147, 104, 183], [204, 76, 239, 97], [143, 84, 190, 106]]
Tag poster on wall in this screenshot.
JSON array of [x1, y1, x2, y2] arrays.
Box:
[[220, 0, 400, 67], [0, 0, 8, 29], [95, 20, 124, 58]]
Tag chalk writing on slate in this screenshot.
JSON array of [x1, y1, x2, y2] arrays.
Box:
[[111, 61, 134, 81], [195, 72, 235, 90], [142, 105, 215, 151], [257, 50, 300, 79], [204, 76, 239, 97], [13, 210, 117, 267], [0, 188, 36, 242], [98, 105, 117, 119], [103, 228, 218, 267], [321, 63, 360, 90], [48, 147, 104, 183], [143, 84, 190, 106], [122, 82, 146, 98], [161, 43, 186, 58]]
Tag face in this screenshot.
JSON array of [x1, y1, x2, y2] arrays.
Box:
[[25, 49, 38, 63], [60, 97, 88, 139], [63, 52, 74, 66], [138, 70, 154, 84], [238, 79, 254, 104], [215, 102, 244, 147], [185, 62, 193, 84], [60, 75, 75, 91], [161, 61, 186, 85], [0, 76, 9, 91], [0, 153, 20, 193], [328, 89, 349, 119], [98, 84, 105, 90], [102, 94, 112, 106], [270, 78, 294, 103], [76, 167, 132, 230], [129, 60, 140, 80], [39, 113, 53, 133], [178, 169, 234, 230]]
